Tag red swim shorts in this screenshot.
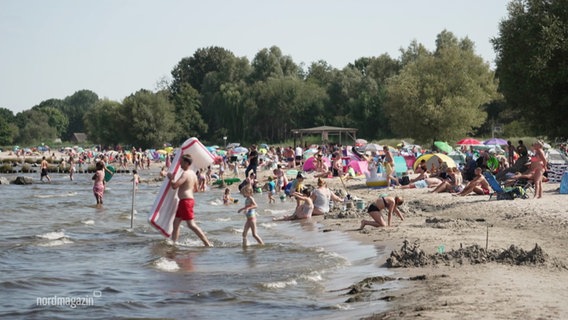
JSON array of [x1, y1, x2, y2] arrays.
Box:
[[176, 198, 195, 220]]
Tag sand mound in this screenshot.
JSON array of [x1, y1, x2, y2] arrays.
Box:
[[387, 240, 563, 268]]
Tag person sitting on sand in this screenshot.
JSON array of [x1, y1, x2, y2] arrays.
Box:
[[359, 196, 404, 229], [273, 189, 314, 221], [331, 152, 344, 178], [410, 168, 429, 183], [400, 177, 442, 189], [414, 159, 428, 174], [313, 154, 330, 178], [454, 167, 492, 196], [430, 167, 464, 194], [310, 178, 344, 216]]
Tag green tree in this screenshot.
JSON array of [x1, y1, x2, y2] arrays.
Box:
[[492, 0, 568, 138], [305, 60, 336, 87], [33, 101, 69, 139], [0, 108, 18, 145], [83, 99, 123, 146], [15, 109, 58, 144], [385, 30, 498, 144], [199, 55, 251, 140], [62, 90, 99, 140], [249, 46, 300, 82], [253, 77, 328, 142], [121, 90, 178, 149], [170, 84, 208, 143], [170, 46, 237, 95]]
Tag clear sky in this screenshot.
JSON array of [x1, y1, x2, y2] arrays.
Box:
[[0, 0, 510, 114]]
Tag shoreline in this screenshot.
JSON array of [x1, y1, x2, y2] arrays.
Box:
[[3, 150, 568, 319], [312, 173, 568, 319]]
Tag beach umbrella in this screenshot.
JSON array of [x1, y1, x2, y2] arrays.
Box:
[[258, 148, 268, 154], [303, 148, 318, 159], [355, 138, 368, 147], [164, 146, 174, 153], [233, 146, 248, 154], [483, 138, 508, 146], [433, 141, 453, 153], [215, 150, 227, 156], [156, 149, 167, 155], [456, 138, 482, 145], [364, 143, 381, 152]]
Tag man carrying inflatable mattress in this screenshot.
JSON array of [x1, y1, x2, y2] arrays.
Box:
[[167, 154, 212, 247]]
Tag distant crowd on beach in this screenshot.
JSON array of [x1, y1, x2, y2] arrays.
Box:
[[9, 138, 561, 244]]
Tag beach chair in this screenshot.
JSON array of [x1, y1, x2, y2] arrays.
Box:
[[483, 171, 528, 200]]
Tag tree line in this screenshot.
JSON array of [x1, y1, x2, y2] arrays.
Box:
[[1, 2, 566, 148]]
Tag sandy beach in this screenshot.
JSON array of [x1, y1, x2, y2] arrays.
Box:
[[2, 149, 567, 319], [304, 173, 568, 319]]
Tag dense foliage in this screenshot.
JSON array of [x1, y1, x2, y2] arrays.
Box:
[[492, 0, 568, 139]]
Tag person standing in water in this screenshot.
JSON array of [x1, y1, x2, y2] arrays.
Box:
[[167, 155, 212, 247], [68, 156, 76, 181], [237, 185, 264, 246], [92, 161, 105, 207], [40, 156, 51, 182]]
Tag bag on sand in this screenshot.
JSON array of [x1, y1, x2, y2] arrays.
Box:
[[496, 186, 527, 200]]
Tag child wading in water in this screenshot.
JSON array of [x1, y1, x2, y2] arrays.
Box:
[[223, 187, 235, 205], [267, 176, 276, 204], [237, 186, 264, 246]]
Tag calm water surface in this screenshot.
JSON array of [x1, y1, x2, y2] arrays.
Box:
[[0, 170, 396, 320]]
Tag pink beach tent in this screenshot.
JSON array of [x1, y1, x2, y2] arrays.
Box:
[[303, 156, 331, 171]]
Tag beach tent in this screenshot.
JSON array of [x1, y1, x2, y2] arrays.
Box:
[[303, 156, 331, 172], [447, 151, 466, 166], [425, 154, 456, 170], [403, 155, 416, 170], [413, 153, 456, 171], [347, 160, 368, 175], [413, 154, 434, 170], [393, 156, 408, 175]]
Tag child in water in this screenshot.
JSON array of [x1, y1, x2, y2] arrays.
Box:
[[237, 186, 264, 246], [132, 169, 140, 190], [267, 176, 276, 204], [223, 187, 235, 205]]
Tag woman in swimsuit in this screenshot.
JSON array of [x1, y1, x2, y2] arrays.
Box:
[[311, 178, 344, 215], [359, 196, 404, 229]]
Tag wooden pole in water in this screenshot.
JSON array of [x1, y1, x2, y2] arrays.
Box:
[[131, 177, 136, 229]]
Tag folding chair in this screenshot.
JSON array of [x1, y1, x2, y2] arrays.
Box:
[[483, 171, 528, 200]]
